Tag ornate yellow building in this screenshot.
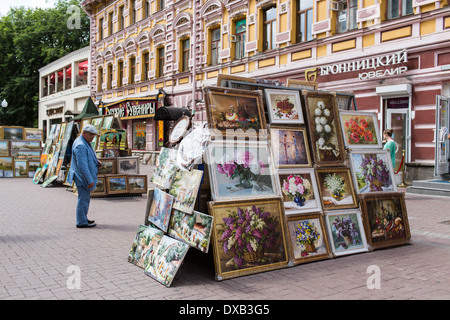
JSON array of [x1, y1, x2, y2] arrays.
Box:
[[82, 0, 450, 174]]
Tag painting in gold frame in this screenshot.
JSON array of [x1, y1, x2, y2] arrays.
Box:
[[204, 86, 267, 137], [302, 90, 346, 166], [106, 175, 129, 195], [359, 192, 411, 250], [286, 79, 318, 90], [91, 176, 107, 197], [14, 159, 28, 178], [98, 157, 116, 175], [24, 128, 43, 141], [216, 74, 257, 88], [208, 197, 289, 281], [127, 175, 148, 194], [269, 126, 311, 168], [2, 126, 24, 140]]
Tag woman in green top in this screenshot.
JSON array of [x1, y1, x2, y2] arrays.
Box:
[[383, 129, 396, 169]]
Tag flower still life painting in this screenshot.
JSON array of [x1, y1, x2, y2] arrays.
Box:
[[168, 169, 203, 214], [349, 150, 397, 194], [339, 111, 381, 149], [270, 127, 311, 168], [303, 91, 345, 166], [264, 89, 304, 125], [315, 168, 358, 210], [278, 168, 322, 214], [325, 210, 368, 256], [128, 225, 164, 269], [207, 141, 278, 200], [151, 147, 178, 189], [204, 86, 267, 136], [147, 188, 175, 232], [144, 235, 190, 287], [168, 210, 214, 253], [287, 214, 331, 264], [360, 192, 410, 250], [208, 198, 289, 280]]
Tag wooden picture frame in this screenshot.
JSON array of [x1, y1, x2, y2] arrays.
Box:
[[0, 140, 10, 156], [359, 192, 411, 250], [28, 160, 41, 178], [127, 175, 148, 194], [206, 140, 279, 201], [204, 86, 267, 137], [91, 176, 107, 197], [216, 74, 257, 88], [98, 157, 116, 175], [286, 213, 332, 265], [147, 188, 174, 232], [2, 126, 24, 140], [339, 111, 382, 149], [208, 197, 289, 281], [324, 209, 369, 257], [24, 128, 43, 141], [269, 126, 312, 168], [302, 90, 346, 166], [10, 149, 41, 160], [102, 115, 114, 130], [14, 159, 28, 178], [264, 88, 304, 125], [10, 140, 41, 150], [315, 167, 358, 211], [0, 156, 14, 178], [117, 156, 140, 175], [286, 79, 318, 90], [348, 149, 397, 194], [278, 168, 322, 215], [106, 175, 129, 195]]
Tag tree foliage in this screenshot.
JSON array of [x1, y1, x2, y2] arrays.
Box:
[[0, 0, 90, 127]]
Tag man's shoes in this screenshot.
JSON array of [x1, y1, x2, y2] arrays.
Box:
[[76, 223, 96, 228], [87, 220, 95, 224]]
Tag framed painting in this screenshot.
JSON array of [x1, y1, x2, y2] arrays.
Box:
[[58, 122, 67, 143], [0, 140, 9, 156], [53, 124, 61, 143], [216, 74, 257, 88], [99, 129, 127, 150], [278, 168, 322, 215], [144, 235, 190, 287], [207, 197, 289, 281], [168, 209, 214, 253], [102, 115, 114, 130], [63, 121, 74, 141], [286, 213, 331, 265], [325, 209, 369, 257], [264, 88, 304, 125], [147, 188, 174, 232], [359, 192, 411, 250], [204, 86, 267, 137], [32, 167, 43, 184], [11, 149, 41, 160], [106, 175, 129, 194], [315, 167, 358, 210], [14, 159, 28, 178], [269, 127, 311, 168], [117, 156, 140, 175], [11, 140, 41, 150], [286, 79, 318, 90], [302, 90, 345, 166], [206, 140, 279, 200], [168, 169, 203, 214], [98, 158, 116, 175], [127, 175, 148, 194], [339, 111, 382, 149], [348, 149, 397, 194], [2, 126, 24, 140], [25, 128, 43, 141], [128, 224, 164, 269], [28, 160, 41, 178], [0, 156, 14, 178], [151, 147, 178, 189], [91, 176, 107, 197]]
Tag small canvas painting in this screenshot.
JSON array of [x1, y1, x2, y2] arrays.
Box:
[[148, 188, 174, 232], [151, 147, 178, 189], [128, 224, 164, 269], [168, 169, 203, 214]]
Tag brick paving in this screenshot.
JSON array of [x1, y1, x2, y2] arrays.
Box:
[[1, 165, 450, 300]]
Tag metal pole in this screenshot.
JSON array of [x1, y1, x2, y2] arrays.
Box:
[[397, 149, 407, 188]]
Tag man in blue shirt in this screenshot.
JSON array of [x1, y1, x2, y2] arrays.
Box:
[[67, 124, 102, 228]]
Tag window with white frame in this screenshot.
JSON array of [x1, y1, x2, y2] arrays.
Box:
[[263, 5, 277, 51], [234, 18, 246, 60], [296, 0, 313, 43], [210, 27, 221, 66]]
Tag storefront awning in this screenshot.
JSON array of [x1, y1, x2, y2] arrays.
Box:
[[154, 107, 191, 121], [72, 97, 99, 120]]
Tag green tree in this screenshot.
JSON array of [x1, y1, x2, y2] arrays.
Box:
[[0, 0, 90, 127]]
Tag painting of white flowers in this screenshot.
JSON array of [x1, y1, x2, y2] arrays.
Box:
[[264, 89, 304, 125], [206, 141, 278, 200], [325, 210, 368, 257], [348, 150, 397, 194], [302, 91, 345, 166], [315, 168, 358, 210], [144, 235, 190, 287], [278, 168, 322, 215]]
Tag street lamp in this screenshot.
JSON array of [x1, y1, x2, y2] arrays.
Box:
[[1, 99, 7, 108]]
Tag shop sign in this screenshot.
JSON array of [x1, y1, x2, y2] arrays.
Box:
[[387, 97, 409, 109], [104, 99, 157, 119], [46, 106, 64, 116], [317, 49, 408, 81]]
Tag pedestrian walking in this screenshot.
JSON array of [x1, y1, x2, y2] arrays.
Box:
[[67, 124, 102, 228], [382, 128, 397, 169]]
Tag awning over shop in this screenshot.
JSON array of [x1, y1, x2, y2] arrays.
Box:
[[72, 97, 99, 120], [154, 107, 191, 121]]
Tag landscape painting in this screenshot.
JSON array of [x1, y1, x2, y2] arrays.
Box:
[[168, 169, 203, 214], [151, 147, 178, 189], [128, 175, 148, 194], [106, 175, 128, 194], [147, 188, 174, 232], [128, 224, 164, 269], [0, 156, 14, 178]]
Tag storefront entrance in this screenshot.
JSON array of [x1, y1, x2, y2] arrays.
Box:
[[435, 95, 450, 176]]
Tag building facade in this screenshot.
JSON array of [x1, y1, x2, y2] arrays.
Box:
[[81, 0, 450, 174], [38, 46, 91, 139]]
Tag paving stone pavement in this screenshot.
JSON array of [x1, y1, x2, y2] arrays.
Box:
[[1, 165, 450, 300]]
